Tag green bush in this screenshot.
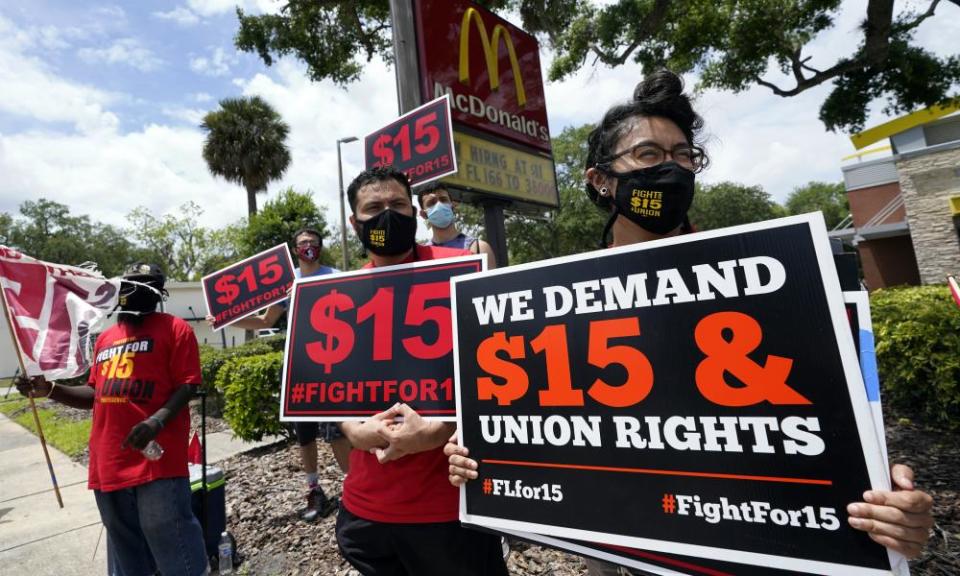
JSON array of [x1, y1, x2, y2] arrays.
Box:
[[871, 285, 960, 429], [199, 335, 286, 416], [216, 352, 290, 442]]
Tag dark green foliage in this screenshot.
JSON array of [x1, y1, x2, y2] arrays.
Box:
[[201, 96, 291, 215], [871, 286, 960, 429], [127, 201, 236, 281], [233, 1, 960, 132], [199, 337, 284, 389], [236, 188, 331, 263], [199, 335, 286, 424], [2, 199, 145, 276], [216, 352, 290, 441], [784, 181, 850, 229], [324, 224, 367, 270], [688, 181, 785, 231], [234, 1, 512, 84]]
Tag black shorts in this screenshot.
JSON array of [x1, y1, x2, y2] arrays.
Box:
[[294, 421, 344, 447], [336, 504, 508, 576]]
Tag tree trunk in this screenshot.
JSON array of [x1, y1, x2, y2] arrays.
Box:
[[246, 186, 258, 216]]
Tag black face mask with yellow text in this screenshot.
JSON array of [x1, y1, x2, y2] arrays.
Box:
[[605, 161, 695, 237], [356, 208, 418, 256]]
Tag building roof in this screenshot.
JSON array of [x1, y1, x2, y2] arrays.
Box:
[[849, 101, 960, 150]]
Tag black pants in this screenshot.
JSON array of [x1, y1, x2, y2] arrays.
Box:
[[336, 504, 509, 576]]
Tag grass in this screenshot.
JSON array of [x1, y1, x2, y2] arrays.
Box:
[[0, 393, 91, 458]]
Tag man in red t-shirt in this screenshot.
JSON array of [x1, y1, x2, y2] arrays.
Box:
[[331, 166, 507, 576], [17, 263, 208, 576]]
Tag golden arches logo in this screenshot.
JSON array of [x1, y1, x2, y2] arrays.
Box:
[[458, 7, 527, 107]]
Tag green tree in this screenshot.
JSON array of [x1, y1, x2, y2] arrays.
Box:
[[236, 188, 331, 261], [3, 199, 139, 276], [325, 224, 367, 270], [688, 181, 785, 231], [126, 202, 229, 281], [0, 212, 13, 245], [201, 96, 291, 216], [784, 181, 850, 229], [234, 1, 960, 132]]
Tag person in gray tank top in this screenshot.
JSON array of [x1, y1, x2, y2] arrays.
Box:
[[414, 182, 497, 268]]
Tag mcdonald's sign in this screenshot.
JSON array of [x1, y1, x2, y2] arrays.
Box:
[[414, 0, 551, 154]]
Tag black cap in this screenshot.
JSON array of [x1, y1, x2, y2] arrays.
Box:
[[123, 262, 165, 284]]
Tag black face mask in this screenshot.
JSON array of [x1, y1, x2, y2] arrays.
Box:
[[601, 161, 696, 244], [356, 208, 418, 256], [118, 280, 161, 315]]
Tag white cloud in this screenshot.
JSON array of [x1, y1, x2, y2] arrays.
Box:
[[162, 106, 207, 125], [190, 46, 237, 77], [233, 57, 399, 224], [193, 92, 214, 103], [186, 0, 284, 17], [158, 0, 283, 24], [0, 52, 401, 241], [0, 15, 120, 134], [185, 0, 246, 17], [152, 6, 201, 27], [78, 38, 163, 72], [0, 124, 247, 231]]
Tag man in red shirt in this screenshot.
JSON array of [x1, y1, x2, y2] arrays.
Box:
[[333, 166, 507, 576], [17, 263, 208, 576]]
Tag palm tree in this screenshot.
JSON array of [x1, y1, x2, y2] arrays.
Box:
[[201, 96, 291, 215]]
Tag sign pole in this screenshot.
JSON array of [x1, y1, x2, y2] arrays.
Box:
[[481, 200, 509, 267], [0, 284, 64, 508], [389, 0, 421, 115]]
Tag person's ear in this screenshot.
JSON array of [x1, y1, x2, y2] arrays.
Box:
[[586, 167, 614, 196], [419, 208, 428, 220]]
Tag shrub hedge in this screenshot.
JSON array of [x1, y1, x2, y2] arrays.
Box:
[[215, 351, 289, 442], [199, 334, 287, 425], [871, 285, 960, 429]]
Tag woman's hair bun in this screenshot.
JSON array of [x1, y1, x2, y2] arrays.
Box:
[[633, 69, 685, 101]]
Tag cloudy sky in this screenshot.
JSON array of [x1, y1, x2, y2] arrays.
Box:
[[1, 0, 958, 235]]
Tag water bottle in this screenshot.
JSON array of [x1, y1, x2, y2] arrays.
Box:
[[141, 440, 163, 461], [218, 531, 233, 574]]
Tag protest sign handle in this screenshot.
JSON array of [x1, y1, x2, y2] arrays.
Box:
[[0, 283, 64, 509]]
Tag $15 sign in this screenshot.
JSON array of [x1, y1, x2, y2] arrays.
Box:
[[364, 95, 457, 187], [202, 244, 296, 330], [281, 256, 485, 421]]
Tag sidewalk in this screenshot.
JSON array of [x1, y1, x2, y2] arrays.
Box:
[[0, 394, 280, 576]]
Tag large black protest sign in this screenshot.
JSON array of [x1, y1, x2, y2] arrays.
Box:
[[281, 255, 484, 421], [451, 214, 897, 575], [496, 292, 897, 576]]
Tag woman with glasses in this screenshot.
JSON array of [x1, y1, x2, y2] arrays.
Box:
[[446, 69, 934, 575]]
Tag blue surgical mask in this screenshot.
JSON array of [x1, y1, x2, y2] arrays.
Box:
[[426, 202, 455, 229]]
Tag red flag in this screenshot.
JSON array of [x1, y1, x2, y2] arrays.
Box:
[[188, 431, 203, 464], [0, 246, 119, 379], [949, 275, 960, 310]]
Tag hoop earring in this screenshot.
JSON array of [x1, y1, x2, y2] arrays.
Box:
[[599, 186, 609, 197]]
